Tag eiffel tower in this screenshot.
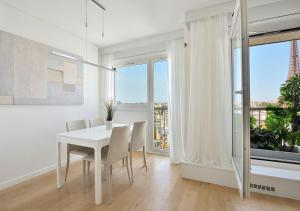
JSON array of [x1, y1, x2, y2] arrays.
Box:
[[287, 40, 300, 80]]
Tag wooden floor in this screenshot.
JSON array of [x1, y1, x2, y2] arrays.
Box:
[[0, 153, 299, 211]]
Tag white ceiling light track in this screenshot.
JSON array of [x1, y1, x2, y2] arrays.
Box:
[[51, 0, 115, 72]]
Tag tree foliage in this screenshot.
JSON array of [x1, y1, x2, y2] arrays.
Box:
[[251, 74, 300, 152], [279, 74, 300, 132]]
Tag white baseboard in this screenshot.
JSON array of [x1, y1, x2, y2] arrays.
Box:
[[181, 162, 300, 201], [181, 161, 237, 188], [147, 150, 169, 156], [0, 163, 57, 191], [0, 157, 81, 191]]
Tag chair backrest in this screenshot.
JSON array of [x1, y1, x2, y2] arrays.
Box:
[[130, 121, 147, 151], [89, 118, 105, 127], [107, 126, 130, 164], [66, 120, 87, 132]]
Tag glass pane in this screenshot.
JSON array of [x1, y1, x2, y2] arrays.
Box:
[[115, 64, 147, 104], [153, 60, 169, 153], [232, 7, 243, 183], [154, 61, 168, 103]]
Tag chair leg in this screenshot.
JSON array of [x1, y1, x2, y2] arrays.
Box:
[[143, 146, 148, 172], [122, 158, 125, 166], [130, 151, 133, 183], [82, 160, 86, 193], [104, 163, 108, 181], [65, 150, 71, 182], [110, 165, 112, 175], [107, 164, 112, 203], [125, 156, 131, 184], [87, 161, 90, 187]]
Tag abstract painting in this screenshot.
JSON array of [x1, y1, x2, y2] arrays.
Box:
[[0, 30, 84, 105]]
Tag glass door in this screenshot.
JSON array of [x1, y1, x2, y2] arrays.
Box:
[[231, 0, 250, 199], [153, 60, 169, 154]]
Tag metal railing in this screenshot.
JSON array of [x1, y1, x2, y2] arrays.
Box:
[[250, 107, 267, 127], [153, 104, 169, 153], [250, 106, 288, 128]]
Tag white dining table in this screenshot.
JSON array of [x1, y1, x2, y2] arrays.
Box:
[[56, 124, 129, 205]]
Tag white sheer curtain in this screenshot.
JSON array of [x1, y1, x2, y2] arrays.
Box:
[[99, 53, 115, 118], [184, 14, 232, 168], [167, 38, 186, 164]]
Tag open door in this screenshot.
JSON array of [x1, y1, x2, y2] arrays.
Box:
[[231, 0, 250, 199]]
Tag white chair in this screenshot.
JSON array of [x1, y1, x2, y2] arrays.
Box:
[[129, 121, 147, 183], [65, 120, 93, 182], [89, 118, 105, 127], [83, 126, 131, 201]]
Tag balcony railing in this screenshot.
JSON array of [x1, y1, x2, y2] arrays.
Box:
[[250, 106, 288, 128], [153, 104, 169, 153], [250, 107, 267, 127]]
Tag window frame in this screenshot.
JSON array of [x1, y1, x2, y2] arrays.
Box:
[[113, 53, 167, 111], [249, 30, 300, 165], [152, 58, 170, 154]]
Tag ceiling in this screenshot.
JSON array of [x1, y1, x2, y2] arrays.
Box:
[[0, 0, 231, 47], [248, 0, 300, 35], [2, 0, 299, 47]]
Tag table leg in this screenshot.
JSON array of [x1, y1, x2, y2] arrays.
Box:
[[94, 147, 102, 205], [56, 141, 63, 188]]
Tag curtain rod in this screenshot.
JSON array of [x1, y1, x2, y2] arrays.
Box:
[[228, 12, 300, 28], [249, 12, 300, 24]]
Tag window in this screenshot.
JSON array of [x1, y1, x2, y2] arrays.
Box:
[[250, 33, 300, 164], [115, 63, 148, 104], [153, 60, 169, 153], [114, 54, 169, 154]]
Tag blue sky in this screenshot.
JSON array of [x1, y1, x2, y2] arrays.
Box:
[[250, 41, 294, 102], [153, 61, 168, 102], [116, 61, 168, 104], [116, 63, 148, 103]]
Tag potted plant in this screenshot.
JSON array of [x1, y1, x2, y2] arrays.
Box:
[[250, 75, 300, 163], [104, 100, 115, 130]]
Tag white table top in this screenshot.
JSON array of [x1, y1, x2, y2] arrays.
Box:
[[56, 124, 129, 142]]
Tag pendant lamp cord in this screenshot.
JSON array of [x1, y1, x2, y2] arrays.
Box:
[[101, 9, 104, 52], [85, 0, 88, 61]]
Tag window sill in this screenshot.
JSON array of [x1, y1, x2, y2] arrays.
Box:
[[116, 104, 151, 112], [251, 148, 300, 165], [251, 165, 300, 182], [251, 159, 300, 181]]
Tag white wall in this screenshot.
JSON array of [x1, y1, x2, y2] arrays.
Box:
[[0, 2, 99, 188]]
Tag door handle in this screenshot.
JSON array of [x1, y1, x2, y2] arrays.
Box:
[[234, 90, 243, 94]]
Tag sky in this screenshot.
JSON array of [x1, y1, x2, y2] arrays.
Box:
[[115, 60, 168, 104], [116, 63, 148, 104], [250, 41, 295, 102], [153, 61, 168, 102]]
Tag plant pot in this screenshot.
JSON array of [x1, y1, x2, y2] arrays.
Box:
[[106, 120, 113, 130]]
